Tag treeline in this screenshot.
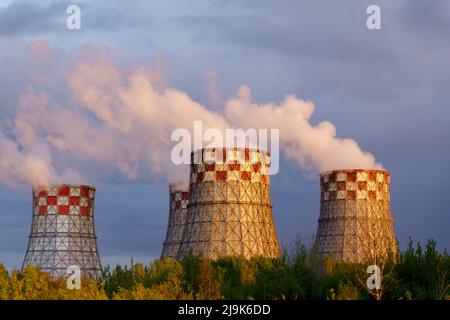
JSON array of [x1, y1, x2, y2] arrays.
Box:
[[0, 239, 448, 300]]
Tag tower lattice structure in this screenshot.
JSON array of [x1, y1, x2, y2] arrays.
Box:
[[178, 147, 280, 260], [314, 169, 397, 263], [22, 184, 102, 278], [161, 182, 189, 259]]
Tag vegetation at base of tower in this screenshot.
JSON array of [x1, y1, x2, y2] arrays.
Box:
[[0, 238, 448, 300], [0, 263, 107, 300]]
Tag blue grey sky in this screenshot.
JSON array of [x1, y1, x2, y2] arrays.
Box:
[[0, 0, 449, 269]]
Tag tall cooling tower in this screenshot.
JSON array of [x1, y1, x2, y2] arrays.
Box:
[[160, 182, 189, 259], [178, 147, 280, 259], [22, 184, 102, 278], [314, 169, 397, 263]]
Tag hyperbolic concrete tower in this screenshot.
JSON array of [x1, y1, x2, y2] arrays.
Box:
[[161, 182, 189, 259], [22, 184, 102, 278], [314, 169, 397, 263], [178, 147, 280, 259]]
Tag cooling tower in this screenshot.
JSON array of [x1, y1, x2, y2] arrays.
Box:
[[314, 169, 397, 263], [22, 185, 102, 278], [160, 182, 189, 259], [178, 147, 280, 259]]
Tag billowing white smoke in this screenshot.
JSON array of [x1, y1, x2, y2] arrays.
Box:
[[0, 41, 381, 188], [224, 86, 382, 172], [0, 131, 83, 187], [169, 181, 190, 192]]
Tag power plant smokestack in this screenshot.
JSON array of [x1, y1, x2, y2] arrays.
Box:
[[314, 169, 397, 263], [22, 184, 102, 278], [161, 182, 189, 259], [178, 147, 280, 259]]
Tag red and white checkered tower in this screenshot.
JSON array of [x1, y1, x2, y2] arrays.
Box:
[[160, 182, 189, 259], [178, 147, 281, 259], [314, 169, 398, 263], [22, 185, 102, 278]]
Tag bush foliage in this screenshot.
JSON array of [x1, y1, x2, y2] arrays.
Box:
[[0, 239, 448, 300]]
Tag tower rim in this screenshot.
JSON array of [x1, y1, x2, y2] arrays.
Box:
[[191, 147, 271, 157], [320, 168, 390, 176], [32, 184, 96, 192]]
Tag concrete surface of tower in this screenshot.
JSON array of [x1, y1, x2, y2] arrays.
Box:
[[178, 147, 280, 259], [161, 182, 189, 259], [22, 184, 102, 278], [314, 169, 397, 263]]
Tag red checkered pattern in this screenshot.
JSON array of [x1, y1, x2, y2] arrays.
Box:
[[191, 147, 271, 164], [170, 190, 189, 210], [190, 148, 271, 184], [320, 169, 390, 201], [33, 185, 95, 216]]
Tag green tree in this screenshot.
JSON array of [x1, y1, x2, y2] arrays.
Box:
[[54, 276, 108, 300], [396, 239, 450, 299], [181, 253, 202, 294], [197, 259, 221, 299], [0, 264, 10, 299], [149, 257, 183, 285]]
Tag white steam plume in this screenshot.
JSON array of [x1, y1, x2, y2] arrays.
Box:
[[224, 86, 382, 172], [0, 41, 381, 188]]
